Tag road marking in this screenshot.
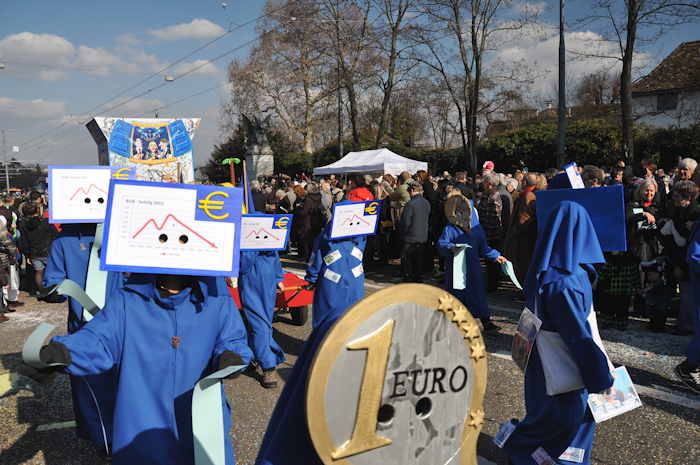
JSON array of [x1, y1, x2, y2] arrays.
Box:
[[486, 351, 700, 411], [36, 420, 76, 432]]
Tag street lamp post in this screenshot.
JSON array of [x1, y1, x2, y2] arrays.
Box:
[[0, 129, 13, 192], [556, 0, 567, 168]]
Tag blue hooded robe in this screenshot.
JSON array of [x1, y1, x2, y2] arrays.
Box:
[[43, 224, 120, 446], [305, 224, 367, 328], [685, 220, 700, 368], [255, 225, 369, 465], [436, 223, 501, 319], [52, 275, 253, 465], [503, 201, 614, 465], [239, 250, 286, 370]]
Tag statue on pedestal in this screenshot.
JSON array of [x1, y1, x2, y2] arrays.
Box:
[[241, 114, 274, 179]]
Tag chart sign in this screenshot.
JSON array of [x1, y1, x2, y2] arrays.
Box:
[[48, 165, 136, 224], [307, 285, 487, 465], [240, 214, 292, 251], [86, 117, 199, 183], [564, 162, 585, 189], [536, 185, 627, 252], [101, 180, 242, 276], [329, 200, 381, 240]]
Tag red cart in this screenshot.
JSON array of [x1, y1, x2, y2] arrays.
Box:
[[227, 272, 313, 326]]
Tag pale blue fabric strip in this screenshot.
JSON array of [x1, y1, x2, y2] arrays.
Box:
[[501, 261, 523, 290], [56, 279, 99, 322], [85, 223, 107, 311], [192, 364, 247, 465], [22, 322, 61, 369], [452, 243, 470, 290]]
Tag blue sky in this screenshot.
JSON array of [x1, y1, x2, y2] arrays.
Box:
[[0, 0, 697, 166]]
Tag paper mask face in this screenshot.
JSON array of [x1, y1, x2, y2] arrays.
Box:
[[49, 166, 114, 223], [329, 200, 381, 239], [101, 180, 242, 276], [240, 214, 292, 251]]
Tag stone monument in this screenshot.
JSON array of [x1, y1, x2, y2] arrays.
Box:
[[241, 113, 274, 180]]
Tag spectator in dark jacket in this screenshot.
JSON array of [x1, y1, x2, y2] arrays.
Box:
[[300, 183, 325, 262], [399, 182, 431, 282], [478, 173, 504, 292], [18, 203, 56, 296]]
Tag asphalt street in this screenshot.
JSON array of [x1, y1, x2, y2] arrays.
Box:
[[0, 261, 698, 464]]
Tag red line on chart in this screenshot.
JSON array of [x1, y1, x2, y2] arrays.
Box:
[[246, 228, 280, 241], [69, 184, 107, 200], [341, 214, 370, 226], [132, 214, 218, 249]]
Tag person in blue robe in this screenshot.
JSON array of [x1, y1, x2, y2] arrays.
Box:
[[305, 223, 367, 328], [36, 274, 253, 465], [675, 219, 700, 393], [239, 250, 286, 388], [502, 201, 614, 465], [42, 223, 120, 451], [436, 198, 505, 331]]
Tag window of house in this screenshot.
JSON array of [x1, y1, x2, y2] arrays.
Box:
[[657, 92, 678, 112]]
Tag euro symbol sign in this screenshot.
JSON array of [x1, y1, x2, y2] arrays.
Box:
[[112, 168, 131, 180], [197, 191, 230, 220], [274, 216, 290, 229], [364, 201, 379, 215]]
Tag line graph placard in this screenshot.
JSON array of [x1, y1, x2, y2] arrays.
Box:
[[329, 200, 381, 240], [101, 180, 243, 276], [49, 166, 113, 224], [240, 214, 292, 251]]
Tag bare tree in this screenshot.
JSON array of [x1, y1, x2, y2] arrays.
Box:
[[578, 0, 700, 163], [408, 0, 536, 177], [574, 70, 619, 106]]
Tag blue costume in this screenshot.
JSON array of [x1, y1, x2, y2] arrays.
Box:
[[43, 224, 119, 447], [239, 250, 285, 370], [53, 275, 253, 465], [503, 202, 614, 465], [305, 224, 367, 328], [256, 225, 369, 465], [685, 220, 700, 368], [437, 223, 501, 319]]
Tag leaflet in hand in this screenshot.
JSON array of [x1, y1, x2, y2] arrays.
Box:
[[512, 307, 542, 372], [588, 366, 642, 423]]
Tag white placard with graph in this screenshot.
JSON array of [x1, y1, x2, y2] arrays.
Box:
[[48, 166, 112, 224], [329, 200, 381, 240], [101, 180, 242, 276], [240, 215, 292, 251]]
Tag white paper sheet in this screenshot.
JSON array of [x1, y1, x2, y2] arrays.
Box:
[[49, 166, 112, 223], [240, 215, 290, 251], [329, 201, 380, 239]]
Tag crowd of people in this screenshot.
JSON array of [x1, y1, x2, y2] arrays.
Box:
[[247, 157, 700, 336], [2, 155, 699, 465]]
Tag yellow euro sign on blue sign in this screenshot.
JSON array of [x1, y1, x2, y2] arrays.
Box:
[[197, 191, 230, 220], [364, 201, 379, 215], [274, 216, 290, 229], [112, 168, 131, 180]]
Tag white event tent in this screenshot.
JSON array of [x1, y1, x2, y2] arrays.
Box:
[[312, 148, 428, 176]]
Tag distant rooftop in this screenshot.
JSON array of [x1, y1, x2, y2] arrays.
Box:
[[633, 40, 700, 94]]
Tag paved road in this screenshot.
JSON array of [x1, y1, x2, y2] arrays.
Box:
[[0, 262, 698, 464]]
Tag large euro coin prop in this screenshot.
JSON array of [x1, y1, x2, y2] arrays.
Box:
[[307, 284, 487, 465]]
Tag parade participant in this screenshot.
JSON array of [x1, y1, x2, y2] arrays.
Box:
[[304, 221, 366, 328], [675, 218, 700, 393], [257, 221, 369, 465], [239, 250, 286, 388], [437, 193, 506, 333], [43, 223, 122, 453], [502, 201, 614, 465], [34, 274, 253, 465]]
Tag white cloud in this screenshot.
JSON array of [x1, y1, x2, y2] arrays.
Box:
[[38, 69, 68, 81], [74, 45, 123, 76], [518, 2, 546, 16], [115, 33, 141, 47], [0, 32, 74, 67], [149, 18, 225, 41], [0, 97, 68, 119], [490, 24, 651, 96], [174, 59, 219, 76]]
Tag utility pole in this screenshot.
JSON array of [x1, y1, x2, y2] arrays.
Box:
[[556, 0, 567, 168], [337, 59, 343, 159], [0, 129, 11, 192]]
